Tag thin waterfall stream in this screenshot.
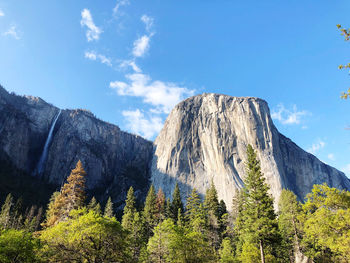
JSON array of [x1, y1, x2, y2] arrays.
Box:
[[35, 109, 62, 175]]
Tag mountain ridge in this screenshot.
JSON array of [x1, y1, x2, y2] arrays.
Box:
[[0, 86, 349, 211]]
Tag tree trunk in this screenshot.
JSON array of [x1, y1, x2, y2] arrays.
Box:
[[259, 239, 265, 263]]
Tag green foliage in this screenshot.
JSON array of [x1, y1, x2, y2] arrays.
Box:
[[0, 193, 14, 229], [220, 238, 236, 263], [43, 160, 86, 227], [104, 196, 114, 218], [301, 184, 350, 262], [278, 189, 303, 262], [171, 183, 184, 221], [240, 242, 260, 263], [0, 229, 39, 263], [39, 208, 131, 263], [87, 196, 101, 214], [143, 185, 158, 238], [146, 218, 216, 263], [336, 24, 350, 99], [236, 144, 280, 262]]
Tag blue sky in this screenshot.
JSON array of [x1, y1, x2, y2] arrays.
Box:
[[1, 0, 350, 176]]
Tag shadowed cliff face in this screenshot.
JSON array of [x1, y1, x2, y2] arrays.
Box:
[[151, 93, 350, 209], [1, 86, 349, 211], [0, 86, 153, 209]]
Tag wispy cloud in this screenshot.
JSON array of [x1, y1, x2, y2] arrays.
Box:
[[122, 109, 163, 139], [131, 15, 155, 58], [85, 51, 112, 67], [141, 15, 154, 33], [119, 59, 141, 73], [307, 140, 325, 155], [0, 9, 4, 17], [327, 153, 335, 161], [113, 0, 130, 15], [3, 25, 20, 40], [110, 73, 194, 114], [271, 104, 309, 125], [132, 35, 151, 57], [80, 9, 102, 42]]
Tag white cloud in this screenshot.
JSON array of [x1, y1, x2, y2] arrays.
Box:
[[110, 73, 194, 113], [122, 109, 163, 139], [119, 60, 142, 73], [80, 9, 102, 42], [141, 15, 154, 33], [327, 153, 335, 161], [85, 51, 112, 67], [3, 25, 20, 40], [307, 140, 325, 154], [271, 104, 309, 125], [132, 35, 151, 57], [113, 0, 130, 15], [0, 9, 4, 17]]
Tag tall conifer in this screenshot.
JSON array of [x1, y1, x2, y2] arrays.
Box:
[[236, 144, 279, 263], [171, 183, 184, 222]]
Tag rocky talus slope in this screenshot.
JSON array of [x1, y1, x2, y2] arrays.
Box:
[[151, 93, 350, 208]]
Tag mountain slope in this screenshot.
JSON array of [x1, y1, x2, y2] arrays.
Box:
[[0, 86, 153, 209], [151, 93, 350, 208]]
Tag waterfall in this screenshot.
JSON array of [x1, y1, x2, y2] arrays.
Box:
[[35, 109, 62, 176]]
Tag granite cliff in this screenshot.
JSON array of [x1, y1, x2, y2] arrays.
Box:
[[0, 86, 153, 208], [151, 93, 350, 208], [1, 86, 349, 210]]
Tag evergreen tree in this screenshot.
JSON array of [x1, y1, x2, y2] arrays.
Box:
[[236, 144, 279, 263], [0, 193, 14, 229], [122, 187, 145, 261], [171, 183, 184, 221], [204, 180, 220, 217], [205, 181, 221, 249], [185, 188, 207, 234], [165, 198, 172, 219], [88, 197, 101, 215], [143, 185, 158, 238], [278, 189, 303, 262], [11, 197, 23, 229], [219, 238, 236, 263], [42, 191, 60, 228], [156, 188, 166, 223], [43, 160, 86, 227], [104, 197, 114, 218], [121, 186, 136, 230]]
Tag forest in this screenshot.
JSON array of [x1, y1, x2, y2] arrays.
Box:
[[0, 145, 349, 263]]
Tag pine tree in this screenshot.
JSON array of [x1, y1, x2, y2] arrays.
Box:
[[121, 186, 137, 230], [156, 188, 166, 223], [43, 160, 87, 227], [143, 185, 158, 238], [171, 183, 184, 221], [165, 198, 172, 219], [219, 238, 236, 263], [204, 180, 220, 217], [104, 197, 114, 218], [88, 197, 101, 214], [0, 193, 14, 229], [185, 188, 207, 234], [278, 189, 303, 262], [205, 181, 221, 249], [236, 144, 279, 263]]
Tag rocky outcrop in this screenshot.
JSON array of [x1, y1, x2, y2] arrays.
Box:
[[1, 86, 349, 211], [0, 86, 153, 208], [151, 93, 350, 208]]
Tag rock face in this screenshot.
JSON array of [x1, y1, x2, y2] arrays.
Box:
[[0, 86, 153, 208], [1, 86, 349, 210], [151, 93, 350, 208]]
